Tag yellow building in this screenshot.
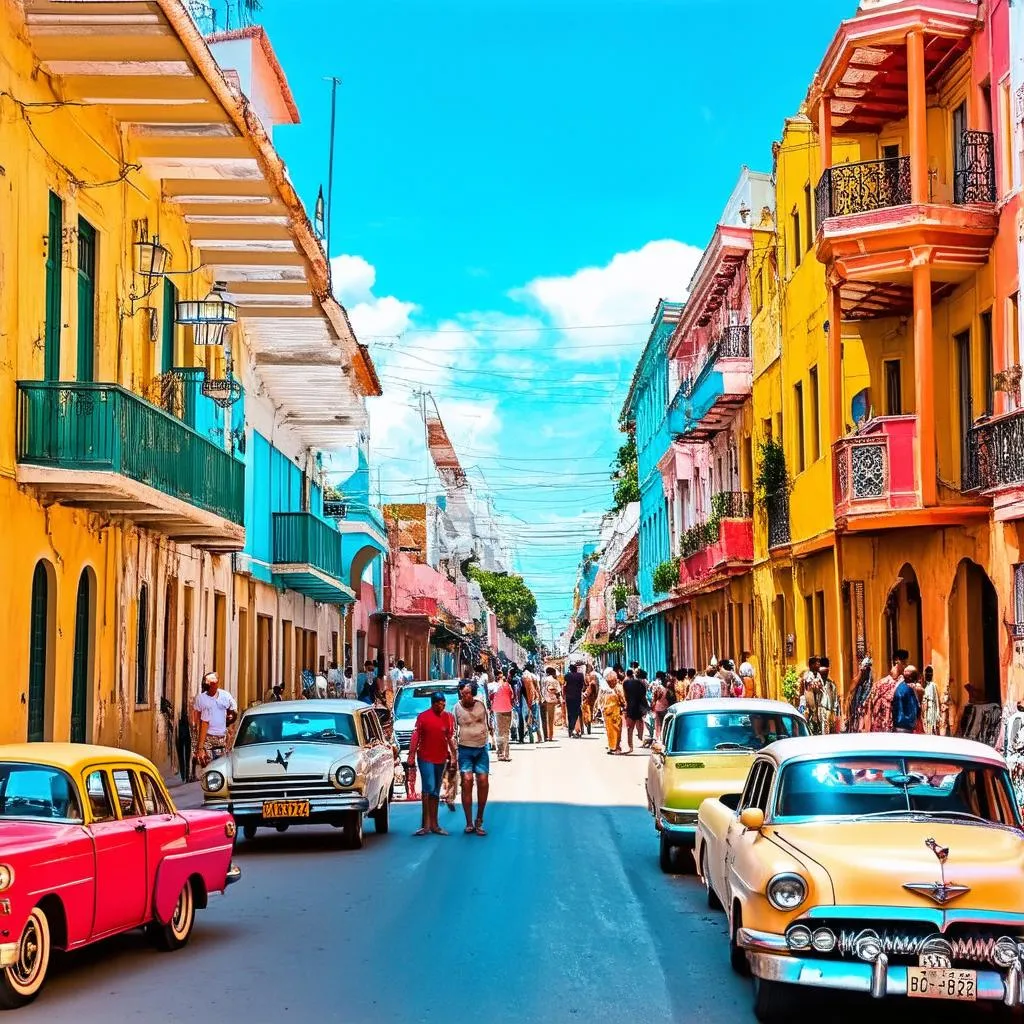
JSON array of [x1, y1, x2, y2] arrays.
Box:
[[0, 1, 382, 773]]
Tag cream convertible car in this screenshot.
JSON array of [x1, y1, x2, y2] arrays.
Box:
[[201, 699, 395, 849]]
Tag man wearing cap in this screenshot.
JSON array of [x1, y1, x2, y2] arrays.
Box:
[[192, 672, 237, 767], [407, 691, 457, 836]]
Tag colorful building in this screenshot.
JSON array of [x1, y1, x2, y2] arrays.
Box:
[[0, 1, 385, 775]]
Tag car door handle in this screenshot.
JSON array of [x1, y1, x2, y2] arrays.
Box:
[[134, 822, 147, 833]]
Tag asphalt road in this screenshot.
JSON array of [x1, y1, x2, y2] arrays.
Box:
[[17, 729, 1003, 1023]]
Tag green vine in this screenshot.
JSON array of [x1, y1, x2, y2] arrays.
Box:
[[755, 438, 789, 504], [581, 640, 624, 657], [609, 432, 640, 513], [612, 583, 630, 610], [652, 558, 680, 593], [781, 666, 800, 705]]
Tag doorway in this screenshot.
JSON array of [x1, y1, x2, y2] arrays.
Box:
[[44, 193, 62, 381], [27, 560, 55, 742], [256, 613, 272, 698], [181, 585, 194, 711], [884, 563, 923, 670], [70, 569, 94, 743], [948, 559, 1001, 704], [76, 218, 96, 381], [955, 329, 973, 482]]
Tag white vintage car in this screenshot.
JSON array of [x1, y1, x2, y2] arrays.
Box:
[[201, 699, 394, 850]]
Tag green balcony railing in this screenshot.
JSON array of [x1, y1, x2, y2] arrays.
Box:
[[272, 512, 345, 581], [16, 380, 244, 524]]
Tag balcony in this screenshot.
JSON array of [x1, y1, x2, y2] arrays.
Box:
[[674, 326, 752, 440], [965, 409, 1024, 521], [834, 416, 919, 523], [16, 381, 244, 549], [272, 512, 354, 603], [678, 493, 754, 591], [766, 492, 791, 551]]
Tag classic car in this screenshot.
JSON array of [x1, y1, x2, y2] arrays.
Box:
[[694, 732, 1024, 1021], [201, 699, 394, 849], [645, 698, 808, 874], [0, 743, 240, 1010]]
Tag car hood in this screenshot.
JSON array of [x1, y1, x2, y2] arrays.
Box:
[[393, 716, 417, 733], [0, 821, 86, 858], [224, 741, 361, 779], [770, 820, 1024, 909], [660, 751, 755, 810]]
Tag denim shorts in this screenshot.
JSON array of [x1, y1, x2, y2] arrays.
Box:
[[417, 760, 446, 798], [458, 745, 490, 775]]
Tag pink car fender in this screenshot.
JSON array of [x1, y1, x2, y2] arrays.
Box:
[[152, 812, 235, 924]]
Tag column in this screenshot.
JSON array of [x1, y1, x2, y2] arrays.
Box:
[[828, 285, 844, 445], [913, 263, 937, 506], [907, 31, 928, 204], [818, 93, 833, 180]]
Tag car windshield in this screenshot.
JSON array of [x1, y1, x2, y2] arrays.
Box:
[[775, 756, 1021, 825], [394, 686, 459, 719], [234, 711, 359, 747], [668, 712, 808, 754], [0, 764, 83, 822]]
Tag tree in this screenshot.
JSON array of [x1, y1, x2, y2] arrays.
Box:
[[466, 566, 538, 650], [610, 432, 639, 512]]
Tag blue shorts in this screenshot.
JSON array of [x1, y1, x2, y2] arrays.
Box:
[[417, 760, 446, 798], [458, 745, 490, 775]]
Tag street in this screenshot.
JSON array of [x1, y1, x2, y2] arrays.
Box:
[[14, 730, 990, 1024]]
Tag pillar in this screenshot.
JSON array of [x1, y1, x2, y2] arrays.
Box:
[[913, 263, 937, 506], [817, 93, 833, 176], [907, 31, 928, 205], [828, 285, 844, 444]]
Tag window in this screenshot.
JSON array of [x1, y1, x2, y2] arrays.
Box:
[[76, 218, 96, 382], [135, 771, 170, 815], [1015, 564, 1024, 627], [804, 594, 815, 657], [0, 765, 81, 822], [1011, 293, 1021, 372], [791, 209, 802, 270], [803, 182, 814, 251], [135, 583, 150, 705], [794, 381, 805, 472], [1000, 79, 1013, 198], [808, 365, 821, 462], [981, 310, 994, 416], [111, 769, 143, 817], [741, 761, 776, 813], [234, 711, 358, 747], [84, 770, 116, 822], [762, 417, 773, 442], [814, 590, 827, 656], [884, 360, 903, 415], [361, 709, 383, 745], [668, 713, 807, 755], [752, 266, 763, 314]]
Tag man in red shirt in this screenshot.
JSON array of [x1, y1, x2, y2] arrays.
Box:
[[407, 692, 457, 836]]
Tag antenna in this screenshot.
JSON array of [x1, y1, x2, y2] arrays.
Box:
[[325, 76, 342, 257]]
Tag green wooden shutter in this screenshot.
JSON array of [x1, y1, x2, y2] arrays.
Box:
[[162, 279, 178, 372], [27, 562, 49, 742], [136, 583, 150, 705], [44, 193, 63, 381], [70, 572, 91, 743], [76, 218, 96, 382]]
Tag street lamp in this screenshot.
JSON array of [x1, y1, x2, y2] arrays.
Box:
[[175, 285, 237, 347]]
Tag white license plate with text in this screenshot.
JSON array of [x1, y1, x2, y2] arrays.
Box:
[[906, 967, 976, 1001]]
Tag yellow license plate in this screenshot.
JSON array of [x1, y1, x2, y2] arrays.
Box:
[[907, 967, 976, 1001], [261, 800, 310, 819]]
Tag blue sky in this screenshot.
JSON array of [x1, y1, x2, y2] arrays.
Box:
[[253, 0, 855, 637]]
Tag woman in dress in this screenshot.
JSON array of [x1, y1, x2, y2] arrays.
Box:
[[846, 657, 873, 733], [601, 667, 625, 754]]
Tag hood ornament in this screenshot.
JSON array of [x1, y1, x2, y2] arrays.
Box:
[[903, 837, 970, 906], [267, 747, 294, 771]]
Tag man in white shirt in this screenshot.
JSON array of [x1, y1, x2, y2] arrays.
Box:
[[193, 672, 237, 767]]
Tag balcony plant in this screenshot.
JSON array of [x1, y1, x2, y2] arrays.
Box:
[[755, 438, 789, 504], [994, 364, 1022, 408], [652, 558, 680, 594], [612, 583, 630, 611], [781, 666, 800, 706]]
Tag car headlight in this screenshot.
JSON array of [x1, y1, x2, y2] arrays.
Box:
[[0, 865, 13, 892], [335, 765, 357, 788], [202, 770, 225, 792], [766, 873, 807, 911]]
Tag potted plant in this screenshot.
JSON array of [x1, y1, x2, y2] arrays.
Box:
[[652, 558, 680, 594], [994, 364, 1022, 408]]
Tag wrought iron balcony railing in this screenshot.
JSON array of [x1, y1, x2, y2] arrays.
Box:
[[712, 489, 754, 519], [815, 156, 911, 222], [272, 511, 345, 580], [964, 408, 1024, 492], [16, 380, 244, 523], [954, 130, 996, 204], [766, 492, 791, 550], [684, 325, 751, 397]]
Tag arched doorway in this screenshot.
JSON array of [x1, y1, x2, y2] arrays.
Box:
[[27, 560, 56, 742], [948, 559, 1001, 704], [70, 569, 95, 743], [884, 563, 923, 670]]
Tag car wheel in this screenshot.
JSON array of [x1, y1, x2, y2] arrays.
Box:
[[242, 823, 257, 841], [752, 976, 796, 1022], [371, 795, 390, 834], [0, 906, 51, 1009], [149, 880, 196, 952], [729, 907, 750, 976], [343, 811, 364, 850], [659, 833, 676, 874], [701, 848, 721, 910], [274, 823, 289, 833]]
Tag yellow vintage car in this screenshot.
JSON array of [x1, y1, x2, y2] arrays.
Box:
[[645, 698, 808, 873], [695, 732, 1024, 1021]]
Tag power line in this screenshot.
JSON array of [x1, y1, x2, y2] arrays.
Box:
[[363, 320, 651, 339]]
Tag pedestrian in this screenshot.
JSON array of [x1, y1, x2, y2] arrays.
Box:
[[341, 665, 357, 700], [407, 691, 457, 836], [719, 659, 744, 698], [357, 661, 376, 703], [453, 680, 491, 835], [652, 671, 670, 742], [846, 657, 873, 733], [490, 670, 514, 761], [192, 671, 237, 768], [623, 668, 649, 752], [922, 664, 941, 734], [818, 657, 840, 733], [738, 652, 756, 697], [892, 665, 921, 733], [583, 664, 599, 735], [327, 660, 343, 696], [521, 664, 542, 743], [602, 668, 626, 754], [702, 663, 723, 699], [314, 666, 329, 699], [510, 666, 527, 744], [802, 656, 822, 734], [541, 667, 559, 741], [563, 662, 586, 738], [868, 650, 906, 732]]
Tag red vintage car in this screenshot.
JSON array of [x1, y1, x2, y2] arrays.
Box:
[[0, 743, 240, 1009]]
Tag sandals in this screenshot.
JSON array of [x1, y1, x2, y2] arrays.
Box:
[[474, 822, 487, 836], [413, 827, 428, 837], [464, 825, 477, 834], [431, 827, 449, 836]]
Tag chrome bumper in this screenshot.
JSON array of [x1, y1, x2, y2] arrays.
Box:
[[204, 794, 369, 815], [0, 942, 17, 968], [659, 822, 696, 841], [745, 948, 1021, 1005]]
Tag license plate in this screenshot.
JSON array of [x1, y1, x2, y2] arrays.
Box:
[[907, 967, 976, 1001], [261, 799, 310, 819]]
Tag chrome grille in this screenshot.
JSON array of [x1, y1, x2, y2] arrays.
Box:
[[395, 730, 413, 748], [228, 774, 335, 801]]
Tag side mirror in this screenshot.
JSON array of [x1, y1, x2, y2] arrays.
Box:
[[739, 807, 765, 832]]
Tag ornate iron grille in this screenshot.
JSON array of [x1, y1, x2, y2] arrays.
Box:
[[719, 325, 751, 359], [965, 410, 1024, 491], [954, 130, 996, 204], [815, 157, 911, 219], [849, 441, 886, 498], [323, 499, 349, 519], [766, 492, 790, 549], [713, 490, 754, 518]]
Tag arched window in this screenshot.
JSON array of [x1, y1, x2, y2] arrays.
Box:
[[71, 569, 94, 743], [136, 582, 150, 706], [27, 560, 55, 742]]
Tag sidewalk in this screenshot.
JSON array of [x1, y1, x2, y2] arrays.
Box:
[[163, 776, 204, 810]]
